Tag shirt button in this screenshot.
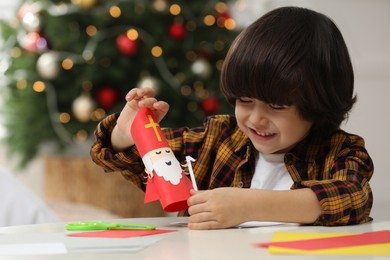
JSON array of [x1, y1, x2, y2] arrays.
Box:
[[238, 181, 244, 188]]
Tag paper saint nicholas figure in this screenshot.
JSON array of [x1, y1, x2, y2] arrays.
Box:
[[131, 107, 194, 212]]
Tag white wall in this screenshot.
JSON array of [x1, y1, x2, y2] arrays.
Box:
[[1, 0, 389, 220]]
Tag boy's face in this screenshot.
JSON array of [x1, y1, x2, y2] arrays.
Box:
[[235, 98, 312, 154]]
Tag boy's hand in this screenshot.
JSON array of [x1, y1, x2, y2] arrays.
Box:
[[111, 87, 169, 151], [187, 188, 247, 230]]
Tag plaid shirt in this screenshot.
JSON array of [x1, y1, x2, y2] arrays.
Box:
[[91, 113, 374, 226]]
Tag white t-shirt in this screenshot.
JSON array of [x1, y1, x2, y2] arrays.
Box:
[[250, 152, 293, 190]]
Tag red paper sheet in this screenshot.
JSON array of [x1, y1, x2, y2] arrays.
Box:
[[67, 229, 176, 238], [259, 230, 390, 250]]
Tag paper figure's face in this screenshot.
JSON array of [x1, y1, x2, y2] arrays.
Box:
[[146, 147, 183, 185]]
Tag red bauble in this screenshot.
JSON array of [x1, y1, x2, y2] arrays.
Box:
[[97, 86, 118, 109], [201, 97, 220, 115], [116, 34, 139, 56], [217, 11, 231, 20], [169, 23, 186, 40]]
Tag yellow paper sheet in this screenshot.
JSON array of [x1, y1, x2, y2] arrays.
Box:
[[268, 232, 390, 256]]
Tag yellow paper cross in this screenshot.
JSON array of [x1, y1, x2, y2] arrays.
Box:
[[144, 114, 162, 142]]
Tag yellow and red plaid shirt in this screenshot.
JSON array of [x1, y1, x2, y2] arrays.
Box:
[[91, 113, 373, 226]]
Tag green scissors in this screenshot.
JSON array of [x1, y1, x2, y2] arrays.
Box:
[[65, 221, 156, 231]]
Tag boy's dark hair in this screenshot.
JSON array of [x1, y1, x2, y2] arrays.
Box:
[[220, 6, 356, 135]]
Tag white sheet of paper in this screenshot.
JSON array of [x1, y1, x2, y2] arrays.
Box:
[[0, 232, 162, 255], [169, 220, 296, 228], [69, 245, 146, 253], [0, 243, 67, 255], [238, 221, 287, 228]]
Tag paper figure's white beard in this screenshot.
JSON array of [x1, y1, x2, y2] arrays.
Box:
[[143, 156, 183, 185]]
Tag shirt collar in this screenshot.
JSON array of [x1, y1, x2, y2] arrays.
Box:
[[233, 129, 251, 153]]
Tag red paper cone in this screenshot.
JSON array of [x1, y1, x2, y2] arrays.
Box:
[[131, 108, 192, 212]]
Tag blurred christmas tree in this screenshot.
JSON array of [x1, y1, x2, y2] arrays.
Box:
[[0, 0, 239, 167]]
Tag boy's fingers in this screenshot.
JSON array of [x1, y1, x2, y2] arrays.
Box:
[[126, 87, 155, 101], [138, 97, 158, 108]]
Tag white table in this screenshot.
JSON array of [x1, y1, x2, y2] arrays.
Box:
[[0, 217, 389, 259]]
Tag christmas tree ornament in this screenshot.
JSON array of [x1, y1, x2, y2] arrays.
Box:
[[72, 93, 96, 122], [17, 3, 41, 31], [131, 108, 194, 212], [97, 86, 118, 109], [36, 51, 60, 79], [191, 59, 212, 79], [20, 11, 41, 32], [169, 22, 186, 40], [201, 96, 220, 115], [19, 31, 48, 53], [116, 33, 140, 56]]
